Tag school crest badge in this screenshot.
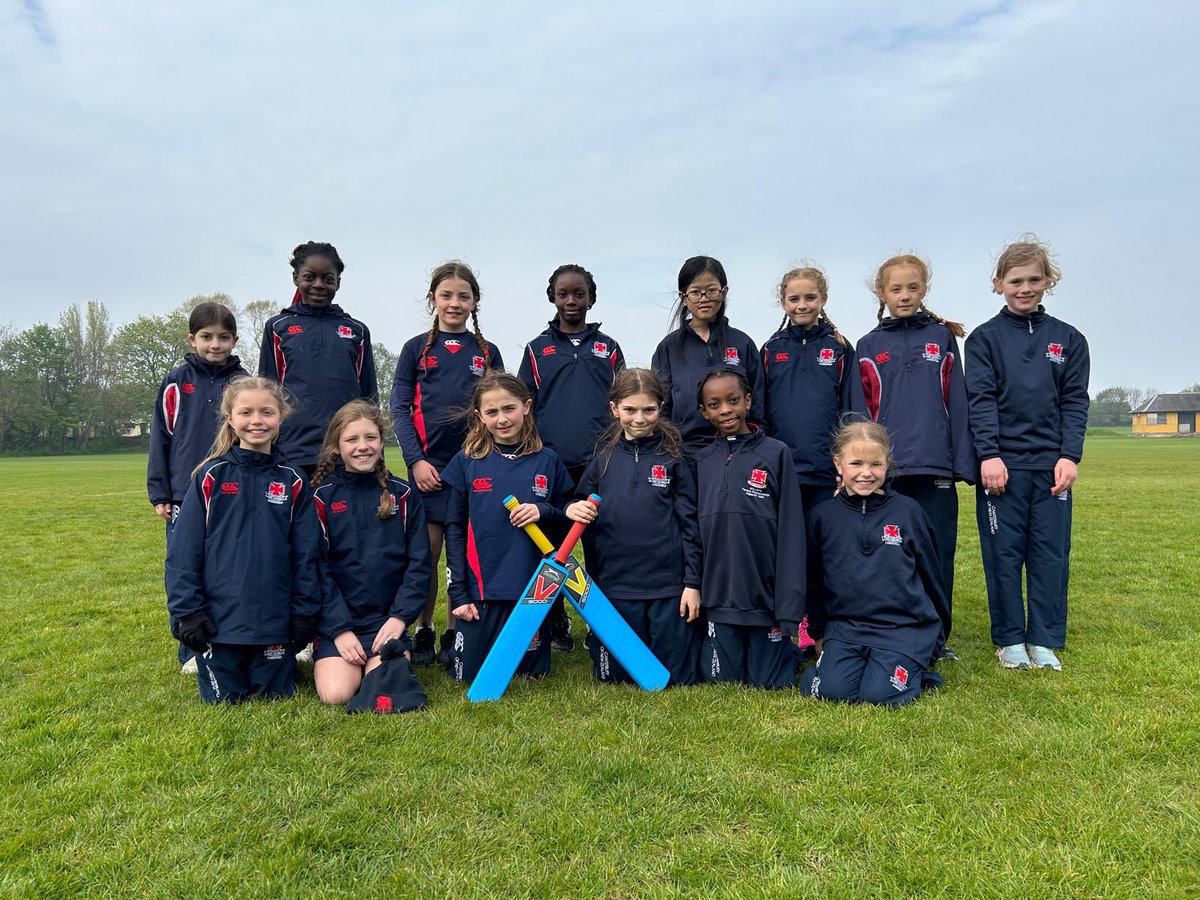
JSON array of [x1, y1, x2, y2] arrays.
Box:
[[648, 464, 671, 488], [266, 481, 288, 504], [592, 341, 608, 359], [817, 348, 836, 366], [748, 469, 768, 489], [532, 474, 549, 498], [882, 524, 902, 546], [922, 342, 942, 363], [337, 325, 354, 339], [470, 356, 486, 376], [724, 348, 740, 365], [1045, 343, 1066, 364], [890, 665, 909, 691]]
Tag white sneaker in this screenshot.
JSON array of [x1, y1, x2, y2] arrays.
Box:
[[1026, 644, 1062, 670], [181, 657, 198, 675], [996, 643, 1032, 669], [295, 643, 314, 666]]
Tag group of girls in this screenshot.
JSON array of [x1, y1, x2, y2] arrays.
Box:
[[155, 235, 1088, 707]]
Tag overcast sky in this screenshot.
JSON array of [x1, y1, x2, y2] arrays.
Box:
[[4, 1, 1198, 391]]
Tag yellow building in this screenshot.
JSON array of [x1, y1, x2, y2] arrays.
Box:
[[1131, 393, 1199, 435]]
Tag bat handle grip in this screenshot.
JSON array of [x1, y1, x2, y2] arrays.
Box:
[[554, 494, 600, 564]]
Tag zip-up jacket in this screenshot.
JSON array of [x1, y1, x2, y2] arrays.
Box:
[[651, 319, 765, 444], [147, 354, 248, 505], [965, 306, 1090, 470], [312, 467, 432, 640], [518, 321, 625, 468], [259, 302, 377, 467], [805, 488, 948, 666], [693, 428, 805, 630], [165, 446, 322, 644], [761, 323, 863, 486], [575, 434, 702, 599], [852, 312, 977, 482], [441, 445, 571, 606], [390, 331, 504, 471]]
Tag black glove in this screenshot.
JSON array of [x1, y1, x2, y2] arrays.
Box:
[[177, 614, 217, 652], [289, 615, 318, 651]]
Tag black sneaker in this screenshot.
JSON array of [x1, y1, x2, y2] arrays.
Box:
[[411, 626, 436, 666], [436, 628, 455, 666], [551, 613, 574, 652], [938, 645, 959, 662]]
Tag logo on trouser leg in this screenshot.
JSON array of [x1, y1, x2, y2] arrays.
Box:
[[264, 644, 286, 660], [454, 631, 464, 652], [986, 499, 999, 535], [890, 665, 910, 692], [599, 645, 611, 681], [767, 626, 783, 642], [202, 647, 221, 701], [810, 674, 821, 698]]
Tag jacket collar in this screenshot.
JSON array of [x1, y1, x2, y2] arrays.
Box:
[[228, 445, 278, 468], [285, 301, 347, 318], [547, 320, 601, 343], [879, 311, 933, 331], [835, 487, 892, 511], [784, 322, 832, 341], [186, 353, 243, 377], [999, 305, 1047, 328]]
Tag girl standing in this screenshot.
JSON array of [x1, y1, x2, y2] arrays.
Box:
[[440, 372, 572, 685], [309, 401, 433, 705], [389, 261, 504, 667], [259, 242, 377, 473], [966, 238, 1089, 671], [852, 254, 975, 657], [651, 256, 764, 450], [693, 368, 804, 689], [564, 368, 702, 686], [165, 377, 322, 704], [519, 263, 625, 653], [801, 422, 949, 706]]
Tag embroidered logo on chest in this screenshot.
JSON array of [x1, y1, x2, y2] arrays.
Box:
[[419, 354, 438, 370], [337, 325, 354, 339], [882, 524, 902, 545], [648, 464, 671, 488], [221, 482, 239, 495], [922, 342, 942, 363], [774, 351, 790, 362], [265, 481, 288, 505], [181, 383, 196, 394], [532, 474, 549, 498], [287, 325, 303, 335], [541, 345, 557, 356], [818, 348, 837, 366], [470, 356, 486, 376], [444, 339, 463, 354], [1045, 343, 1066, 364], [724, 348, 740, 365], [748, 469, 768, 489], [592, 341, 609, 359], [330, 500, 349, 513], [472, 477, 493, 493], [875, 351, 890, 364]]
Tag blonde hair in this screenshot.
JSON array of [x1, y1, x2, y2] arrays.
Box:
[[872, 254, 965, 339], [462, 372, 544, 459], [830, 420, 893, 494], [194, 376, 291, 475], [310, 400, 395, 519], [994, 234, 1061, 293], [776, 264, 847, 347]]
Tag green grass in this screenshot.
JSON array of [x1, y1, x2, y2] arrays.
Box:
[[2, 443, 1198, 897]]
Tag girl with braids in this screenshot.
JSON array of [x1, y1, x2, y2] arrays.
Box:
[[651, 256, 765, 451], [761, 265, 864, 514], [565, 368, 702, 686], [439, 373, 572, 685], [801, 422, 948, 707], [259, 242, 377, 474], [166, 377, 322, 704], [851, 254, 976, 660], [389, 261, 504, 667], [309, 401, 432, 704], [518, 263, 625, 652]]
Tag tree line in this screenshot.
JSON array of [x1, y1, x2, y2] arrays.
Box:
[[0, 296, 1195, 453], [0, 295, 397, 455]]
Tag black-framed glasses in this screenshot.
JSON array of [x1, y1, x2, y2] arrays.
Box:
[[682, 287, 725, 302]]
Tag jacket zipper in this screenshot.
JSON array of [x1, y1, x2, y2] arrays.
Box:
[[860, 497, 868, 552]]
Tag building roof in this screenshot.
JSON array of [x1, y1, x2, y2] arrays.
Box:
[[1133, 392, 1200, 414]]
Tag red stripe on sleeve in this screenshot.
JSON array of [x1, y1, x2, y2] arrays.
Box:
[[355, 340, 364, 378], [859, 359, 882, 421], [941, 353, 953, 412], [273, 333, 286, 384], [528, 347, 541, 389], [313, 494, 328, 538], [412, 383, 428, 451], [163, 383, 179, 435], [466, 523, 485, 604], [201, 471, 215, 523]]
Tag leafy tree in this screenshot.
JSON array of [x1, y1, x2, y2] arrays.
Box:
[[374, 342, 398, 404], [59, 300, 114, 448], [1090, 386, 1133, 427], [237, 300, 277, 373], [0, 324, 76, 451]]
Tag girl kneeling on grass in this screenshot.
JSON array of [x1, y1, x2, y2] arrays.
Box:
[[693, 368, 805, 689], [801, 421, 949, 707], [440, 372, 572, 685], [565, 368, 703, 686], [166, 377, 322, 704], [309, 401, 433, 705]]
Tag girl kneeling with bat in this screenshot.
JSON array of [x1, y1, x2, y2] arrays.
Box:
[[440, 372, 573, 684], [565, 368, 703, 686]]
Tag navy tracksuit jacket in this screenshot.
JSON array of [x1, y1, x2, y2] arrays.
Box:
[[165, 447, 323, 645], [574, 435, 702, 599], [805, 489, 949, 667], [390, 331, 504, 471], [693, 429, 805, 632], [651, 320, 765, 445], [312, 467, 433, 640], [852, 313, 977, 482], [965, 306, 1090, 648], [147, 354, 248, 506], [259, 302, 377, 468], [760, 323, 862, 487], [518, 321, 625, 470], [440, 446, 572, 607]]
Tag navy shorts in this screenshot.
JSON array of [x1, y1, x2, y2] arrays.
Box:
[[700, 620, 798, 689], [801, 639, 939, 707], [313, 629, 412, 662], [585, 595, 699, 687], [418, 485, 450, 524], [195, 642, 297, 704], [448, 602, 551, 684]]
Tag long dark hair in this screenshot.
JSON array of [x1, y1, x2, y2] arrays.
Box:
[[668, 256, 729, 360], [592, 368, 682, 477]]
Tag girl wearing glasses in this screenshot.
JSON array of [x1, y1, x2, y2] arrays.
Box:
[[651, 256, 764, 450]]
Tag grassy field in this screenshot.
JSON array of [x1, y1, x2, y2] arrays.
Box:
[[2, 434, 1198, 897]]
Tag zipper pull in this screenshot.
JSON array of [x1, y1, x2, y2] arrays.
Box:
[[861, 499, 867, 514], [634, 446, 639, 463], [1028, 319, 1033, 334]]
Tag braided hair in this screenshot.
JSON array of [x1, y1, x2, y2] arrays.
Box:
[[872, 254, 965, 338], [423, 261, 493, 368], [311, 400, 396, 519], [776, 265, 847, 347], [289, 241, 345, 306]]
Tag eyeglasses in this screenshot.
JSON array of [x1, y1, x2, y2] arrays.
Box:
[[682, 287, 725, 302]]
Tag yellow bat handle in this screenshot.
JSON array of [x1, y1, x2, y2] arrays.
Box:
[[503, 495, 555, 554]]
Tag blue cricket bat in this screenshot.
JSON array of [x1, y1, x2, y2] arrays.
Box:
[[507, 496, 670, 693], [465, 495, 596, 703]]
